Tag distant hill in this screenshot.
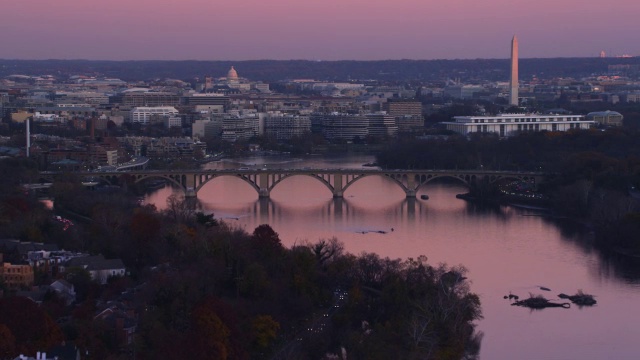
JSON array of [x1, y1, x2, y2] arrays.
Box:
[[1, 58, 640, 83]]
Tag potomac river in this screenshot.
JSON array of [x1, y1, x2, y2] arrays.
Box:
[[143, 154, 640, 360]]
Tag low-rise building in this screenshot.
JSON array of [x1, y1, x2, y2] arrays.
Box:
[[264, 113, 311, 140], [442, 113, 594, 137], [0, 254, 34, 290], [586, 110, 624, 126], [163, 116, 182, 128], [61, 255, 125, 285], [129, 106, 179, 125], [313, 113, 369, 141]]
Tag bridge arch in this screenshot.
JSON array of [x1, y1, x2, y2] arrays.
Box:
[[195, 173, 262, 195], [342, 173, 410, 195], [38, 169, 546, 199], [268, 173, 335, 196], [420, 174, 472, 187], [132, 174, 184, 189]]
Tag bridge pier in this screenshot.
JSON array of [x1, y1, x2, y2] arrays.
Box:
[[258, 173, 271, 198], [405, 174, 416, 198], [259, 188, 271, 198], [332, 174, 344, 198], [405, 189, 416, 198], [185, 188, 197, 198], [184, 175, 197, 198], [45, 169, 546, 202]]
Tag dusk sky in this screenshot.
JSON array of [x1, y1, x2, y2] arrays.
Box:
[[3, 0, 638, 60]]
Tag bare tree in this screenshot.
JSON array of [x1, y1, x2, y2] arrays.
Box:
[[310, 237, 344, 266], [165, 194, 196, 223]]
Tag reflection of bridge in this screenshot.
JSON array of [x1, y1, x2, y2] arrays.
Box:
[[40, 169, 545, 199]]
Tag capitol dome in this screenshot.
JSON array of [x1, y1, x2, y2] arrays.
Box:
[[227, 66, 239, 81]]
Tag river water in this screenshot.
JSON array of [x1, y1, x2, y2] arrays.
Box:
[[144, 155, 640, 360]]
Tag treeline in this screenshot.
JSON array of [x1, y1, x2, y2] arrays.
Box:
[[0, 159, 482, 360], [2, 57, 639, 82], [376, 129, 640, 253]]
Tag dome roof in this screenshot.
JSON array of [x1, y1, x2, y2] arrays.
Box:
[[227, 66, 238, 80]]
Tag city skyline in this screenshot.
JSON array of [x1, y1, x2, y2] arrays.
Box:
[[2, 0, 639, 61]]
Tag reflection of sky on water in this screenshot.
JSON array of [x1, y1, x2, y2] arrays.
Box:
[[144, 157, 640, 360]]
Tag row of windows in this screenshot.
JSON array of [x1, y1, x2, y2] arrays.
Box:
[[468, 123, 585, 132], [471, 117, 583, 123], [2, 275, 32, 281], [2, 267, 31, 273]]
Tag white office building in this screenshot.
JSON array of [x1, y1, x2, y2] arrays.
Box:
[[192, 119, 211, 139], [129, 106, 179, 125], [442, 114, 594, 137], [366, 113, 398, 138], [164, 116, 182, 128], [264, 113, 311, 140], [318, 113, 369, 141]]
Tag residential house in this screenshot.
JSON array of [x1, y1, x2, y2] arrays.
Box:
[[49, 279, 77, 305], [62, 255, 125, 285]]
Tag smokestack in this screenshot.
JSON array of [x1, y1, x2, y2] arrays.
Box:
[[90, 117, 95, 138], [26, 118, 31, 157]]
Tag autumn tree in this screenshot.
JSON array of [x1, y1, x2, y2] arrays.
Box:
[[0, 324, 16, 359], [129, 207, 164, 268], [0, 297, 64, 356], [185, 297, 247, 360], [252, 224, 282, 250], [251, 315, 280, 351]]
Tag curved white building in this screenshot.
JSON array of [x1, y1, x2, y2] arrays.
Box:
[[442, 114, 594, 137]]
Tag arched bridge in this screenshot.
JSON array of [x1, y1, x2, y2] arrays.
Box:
[[39, 169, 545, 199]]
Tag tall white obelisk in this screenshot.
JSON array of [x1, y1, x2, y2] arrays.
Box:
[[509, 35, 519, 106]]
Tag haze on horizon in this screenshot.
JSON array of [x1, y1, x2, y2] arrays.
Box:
[[3, 0, 639, 61]]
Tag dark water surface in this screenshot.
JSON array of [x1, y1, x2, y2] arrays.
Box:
[[145, 155, 640, 360]]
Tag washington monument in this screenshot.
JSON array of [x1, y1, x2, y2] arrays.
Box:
[[509, 35, 519, 106]]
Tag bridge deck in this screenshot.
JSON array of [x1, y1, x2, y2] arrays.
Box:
[[38, 169, 545, 199]]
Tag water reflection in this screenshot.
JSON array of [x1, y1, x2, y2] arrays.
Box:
[[146, 179, 639, 286], [142, 158, 640, 360], [213, 196, 425, 224]]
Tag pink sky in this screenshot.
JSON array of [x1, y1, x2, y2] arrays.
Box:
[[2, 0, 638, 60]]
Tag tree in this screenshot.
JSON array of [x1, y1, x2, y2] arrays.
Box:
[[185, 297, 248, 360], [252, 224, 282, 250], [165, 194, 196, 223], [310, 237, 344, 266], [195, 212, 218, 227], [0, 297, 64, 356], [66, 267, 96, 303], [251, 315, 280, 350], [0, 324, 16, 359]]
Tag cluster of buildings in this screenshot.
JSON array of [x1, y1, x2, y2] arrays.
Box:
[[1, 237, 138, 358], [1, 41, 636, 169], [0, 67, 427, 139], [432, 38, 640, 110], [440, 36, 624, 135], [0, 66, 430, 168], [0, 238, 125, 291]]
